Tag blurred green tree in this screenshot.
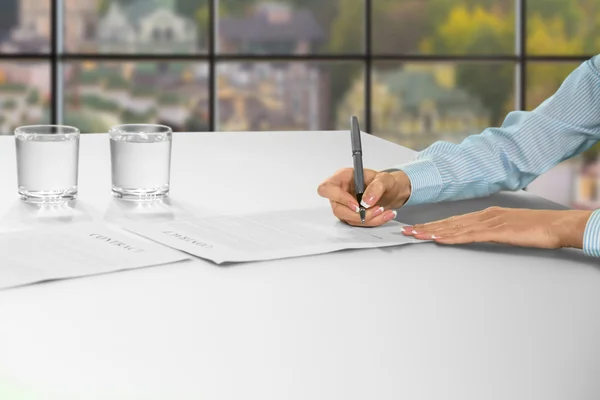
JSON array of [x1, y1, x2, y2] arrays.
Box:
[[283, 0, 362, 127], [526, 15, 583, 109], [419, 4, 514, 125], [527, 0, 582, 38]]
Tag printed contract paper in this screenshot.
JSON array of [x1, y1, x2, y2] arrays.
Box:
[[124, 207, 424, 264], [0, 223, 189, 290]]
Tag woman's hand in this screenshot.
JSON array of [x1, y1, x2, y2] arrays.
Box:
[[403, 207, 593, 249], [317, 168, 411, 226]]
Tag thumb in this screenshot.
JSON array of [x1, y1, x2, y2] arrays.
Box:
[[360, 173, 394, 208]]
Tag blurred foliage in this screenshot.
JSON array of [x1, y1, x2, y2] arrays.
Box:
[[419, 4, 514, 125], [97, 0, 599, 156]]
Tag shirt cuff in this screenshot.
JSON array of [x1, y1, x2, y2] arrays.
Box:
[[583, 209, 600, 257], [386, 159, 444, 206]]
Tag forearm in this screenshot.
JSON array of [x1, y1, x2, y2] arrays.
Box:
[[391, 55, 600, 206]]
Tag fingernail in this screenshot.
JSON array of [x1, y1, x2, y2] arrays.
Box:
[[360, 195, 375, 208], [383, 210, 397, 222], [404, 226, 413, 231], [373, 206, 384, 217], [348, 201, 360, 213], [431, 235, 437, 239], [412, 230, 418, 235]]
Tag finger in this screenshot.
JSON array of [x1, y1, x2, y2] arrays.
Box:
[[356, 203, 392, 224], [402, 217, 476, 236], [412, 217, 503, 240], [318, 181, 361, 212], [318, 168, 380, 211], [433, 226, 508, 245], [332, 201, 392, 226], [414, 220, 485, 239], [332, 202, 397, 227], [412, 225, 470, 240], [424, 219, 507, 244], [346, 209, 398, 227], [361, 172, 396, 209], [320, 168, 354, 187], [321, 168, 379, 192], [405, 207, 504, 234]]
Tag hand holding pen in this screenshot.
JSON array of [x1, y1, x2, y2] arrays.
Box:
[[317, 116, 412, 226]]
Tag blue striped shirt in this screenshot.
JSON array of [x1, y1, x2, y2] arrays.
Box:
[[393, 55, 600, 257]]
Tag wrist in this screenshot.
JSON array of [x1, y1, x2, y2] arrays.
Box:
[[390, 170, 412, 207], [558, 210, 593, 249]]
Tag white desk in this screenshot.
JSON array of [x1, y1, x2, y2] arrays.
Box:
[[0, 131, 599, 400]]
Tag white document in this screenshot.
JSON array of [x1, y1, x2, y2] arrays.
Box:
[[124, 207, 425, 264], [0, 223, 189, 290]]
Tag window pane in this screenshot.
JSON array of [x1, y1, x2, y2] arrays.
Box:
[[0, 0, 50, 53], [63, 61, 209, 133], [0, 62, 51, 134], [526, 62, 582, 110], [218, 1, 364, 54], [64, 0, 209, 53], [527, 0, 600, 55], [370, 62, 515, 150], [217, 62, 363, 131], [372, 0, 515, 54], [525, 62, 589, 210]]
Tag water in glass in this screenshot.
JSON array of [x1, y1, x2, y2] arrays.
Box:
[[15, 125, 80, 203], [109, 124, 172, 200]]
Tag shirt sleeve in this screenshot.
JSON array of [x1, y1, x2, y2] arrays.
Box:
[[583, 209, 600, 257], [389, 55, 600, 207]]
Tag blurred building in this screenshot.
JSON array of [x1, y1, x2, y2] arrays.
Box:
[[217, 63, 327, 131], [219, 2, 324, 54], [0, 0, 50, 134], [65, 62, 208, 132], [97, 0, 198, 53], [63, 0, 100, 52], [0, 81, 45, 134], [0, 1, 331, 134], [0, 0, 49, 53], [0, 0, 99, 52], [338, 65, 490, 150], [217, 3, 328, 130]]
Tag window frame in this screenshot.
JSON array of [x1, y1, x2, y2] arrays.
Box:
[[0, 0, 594, 133]]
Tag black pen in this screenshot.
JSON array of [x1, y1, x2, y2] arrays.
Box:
[[350, 116, 366, 224]]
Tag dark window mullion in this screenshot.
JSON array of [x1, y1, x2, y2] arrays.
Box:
[[8, 53, 593, 62], [50, 0, 58, 125], [209, 0, 216, 132], [46, 0, 592, 136], [365, 0, 371, 134], [517, 0, 527, 111], [517, 0, 527, 190]]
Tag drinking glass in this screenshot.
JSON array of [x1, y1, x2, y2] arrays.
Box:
[[15, 125, 80, 203], [109, 124, 173, 200]]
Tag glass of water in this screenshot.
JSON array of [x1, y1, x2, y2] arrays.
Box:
[[15, 125, 80, 203], [109, 124, 173, 201]]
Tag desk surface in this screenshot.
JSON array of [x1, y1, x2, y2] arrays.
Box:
[[0, 131, 599, 400]]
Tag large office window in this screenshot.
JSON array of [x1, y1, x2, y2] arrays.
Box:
[[0, 0, 597, 208]]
